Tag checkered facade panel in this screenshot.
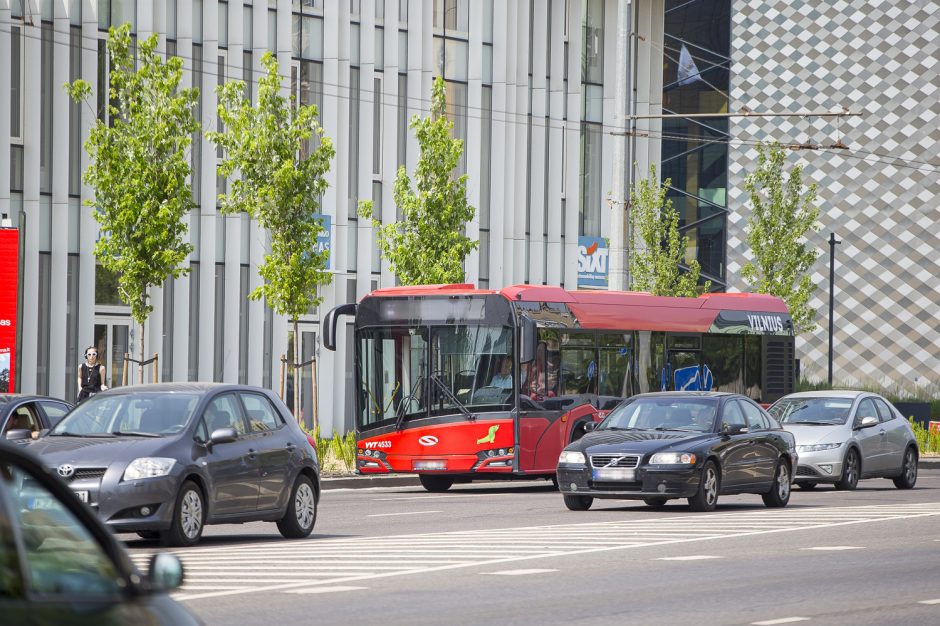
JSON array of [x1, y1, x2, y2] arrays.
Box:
[[727, 0, 940, 392]]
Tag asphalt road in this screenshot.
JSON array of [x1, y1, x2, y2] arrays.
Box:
[[125, 471, 940, 626]]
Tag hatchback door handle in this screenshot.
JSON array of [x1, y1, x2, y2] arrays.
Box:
[[286, 442, 296, 450], [247, 448, 257, 459]]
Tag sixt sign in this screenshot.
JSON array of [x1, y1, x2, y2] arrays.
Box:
[[577, 236, 608, 289], [312, 214, 332, 270]]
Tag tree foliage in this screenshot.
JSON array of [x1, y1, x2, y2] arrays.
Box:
[[208, 52, 335, 317], [741, 141, 820, 333], [66, 25, 197, 326], [628, 165, 708, 297], [359, 76, 477, 285]]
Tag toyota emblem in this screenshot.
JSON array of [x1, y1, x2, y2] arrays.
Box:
[[57, 464, 75, 478], [418, 435, 439, 446]]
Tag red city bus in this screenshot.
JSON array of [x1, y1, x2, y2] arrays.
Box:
[[324, 284, 795, 492]]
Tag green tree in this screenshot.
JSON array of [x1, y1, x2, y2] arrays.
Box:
[[628, 165, 708, 296], [66, 25, 198, 383], [359, 77, 477, 285], [208, 52, 335, 424], [741, 141, 820, 333]]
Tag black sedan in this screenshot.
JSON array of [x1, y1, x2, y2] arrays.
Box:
[[27, 383, 320, 546], [0, 441, 201, 624], [0, 394, 72, 441], [556, 392, 798, 512]]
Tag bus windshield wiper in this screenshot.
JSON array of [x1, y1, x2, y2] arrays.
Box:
[[430, 374, 476, 422], [395, 377, 425, 431]]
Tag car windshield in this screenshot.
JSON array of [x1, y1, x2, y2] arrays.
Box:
[[769, 398, 852, 425], [50, 393, 200, 437], [599, 397, 718, 432]]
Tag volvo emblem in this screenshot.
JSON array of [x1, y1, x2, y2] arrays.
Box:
[[418, 435, 439, 446], [57, 464, 75, 478]]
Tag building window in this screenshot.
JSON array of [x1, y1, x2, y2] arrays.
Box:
[[69, 27, 82, 196], [480, 85, 492, 230], [193, 0, 204, 44], [219, 1, 229, 48], [40, 23, 53, 194], [217, 52, 227, 196], [371, 181, 382, 274], [661, 0, 731, 289], [166, 0, 178, 41], [10, 25, 23, 141], [95, 265, 123, 306], [243, 5, 252, 49], [192, 44, 203, 204], [188, 261, 200, 381], [66, 255, 80, 398], [373, 76, 382, 176], [162, 275, 174, 383], [349, 67, 360, 214], [214, 264, 224, 382], [37, 253, 51, 396], [268, 9, 277, 53], [579, 122, 602, 237], [581, 0, 604, 85], [433, 0, 469, 32], [397, 73, 407, 172], [238, 265, 249, 384]]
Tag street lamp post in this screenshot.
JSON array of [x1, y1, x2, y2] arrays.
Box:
[[828, 232, 841, 385]]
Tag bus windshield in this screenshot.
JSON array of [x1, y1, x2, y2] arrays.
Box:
[[358, 325, 513, 429]]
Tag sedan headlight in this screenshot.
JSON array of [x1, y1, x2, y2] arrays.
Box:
[[797, 443, 843, 452], [649, 452, 697, 465], [123, 457, 176, 481], [558, 450, 586, 465]]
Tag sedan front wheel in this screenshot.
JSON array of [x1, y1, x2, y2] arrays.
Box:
[[688, 461, 720, 512], [835, 449, 860, 491]]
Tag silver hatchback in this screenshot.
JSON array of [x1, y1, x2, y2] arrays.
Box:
[[768, 391, 918, 490]]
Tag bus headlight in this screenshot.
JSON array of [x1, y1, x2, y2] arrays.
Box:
[[558, 451, 586, 465]]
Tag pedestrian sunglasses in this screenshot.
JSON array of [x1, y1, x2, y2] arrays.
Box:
[[86, 351, 98, 357]]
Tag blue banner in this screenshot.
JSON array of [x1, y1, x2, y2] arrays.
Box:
[[577, 236, 608, 289], [313, 213, 332, 270]]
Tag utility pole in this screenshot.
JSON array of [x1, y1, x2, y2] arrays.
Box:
[[828, 232, 841, 385], [608, 0, 632, 291]]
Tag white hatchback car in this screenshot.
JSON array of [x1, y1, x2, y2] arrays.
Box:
[[768, 391, 918, 490]]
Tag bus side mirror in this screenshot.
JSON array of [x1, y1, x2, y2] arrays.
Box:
[[519, 317, 536, 364], [323, 304, 357, 351]]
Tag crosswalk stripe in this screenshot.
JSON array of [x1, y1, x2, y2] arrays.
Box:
[[127, 502, 940, 602]]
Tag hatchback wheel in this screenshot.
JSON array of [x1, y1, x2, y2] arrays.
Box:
[[688, 461, 720, 512], [892, 446, 918, 489], [835, 449, 860, 491], [161, 481, 205, 547], [762, 461, 791, 508], [563, 494, 593, 511], [277, 474, 318, 539]]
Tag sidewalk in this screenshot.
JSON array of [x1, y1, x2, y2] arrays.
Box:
[[321, 455, 940, 490]]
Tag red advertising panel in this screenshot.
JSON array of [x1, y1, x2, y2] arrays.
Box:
[[0, 228, 18, 392]]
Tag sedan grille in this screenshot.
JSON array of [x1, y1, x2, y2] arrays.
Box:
[[590, 454, 640, 469]]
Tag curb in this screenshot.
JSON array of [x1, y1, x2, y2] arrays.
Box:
[[321, 456, 940, 490], [321, 474, 422, 490]]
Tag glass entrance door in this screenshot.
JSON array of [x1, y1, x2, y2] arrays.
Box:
[[93, 319, 132, 388]]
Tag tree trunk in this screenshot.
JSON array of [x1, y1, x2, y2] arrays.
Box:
[[293, 319, 301, 424], [138, 319, 145, 385]]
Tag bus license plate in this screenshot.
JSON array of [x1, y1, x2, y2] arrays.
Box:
[[73, 490, 89, 503], [593, 468, 635, 482]]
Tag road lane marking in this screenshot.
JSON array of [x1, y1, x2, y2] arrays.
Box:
[[483, 569, 558, 576], [800, 546, 864, 551], [656, 555, 723, 561], [918, 598, 940, 605], [281, 586, 368, 594], [130, 502, 940, 602], [752, 618, 810, 625], [367, 510, 443, 517]]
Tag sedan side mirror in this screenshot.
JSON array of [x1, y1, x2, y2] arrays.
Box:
[[209, 427, 238, 445], [148, 553, 184, 591], [857, 416, 879, 429], [722, 423, 749, 436], [4, 429, 33, 442]]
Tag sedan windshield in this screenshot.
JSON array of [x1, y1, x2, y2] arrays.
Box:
[[600, 398, 718, 432], [50, 393, 200, 437], [769, 398, 852, 425]]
